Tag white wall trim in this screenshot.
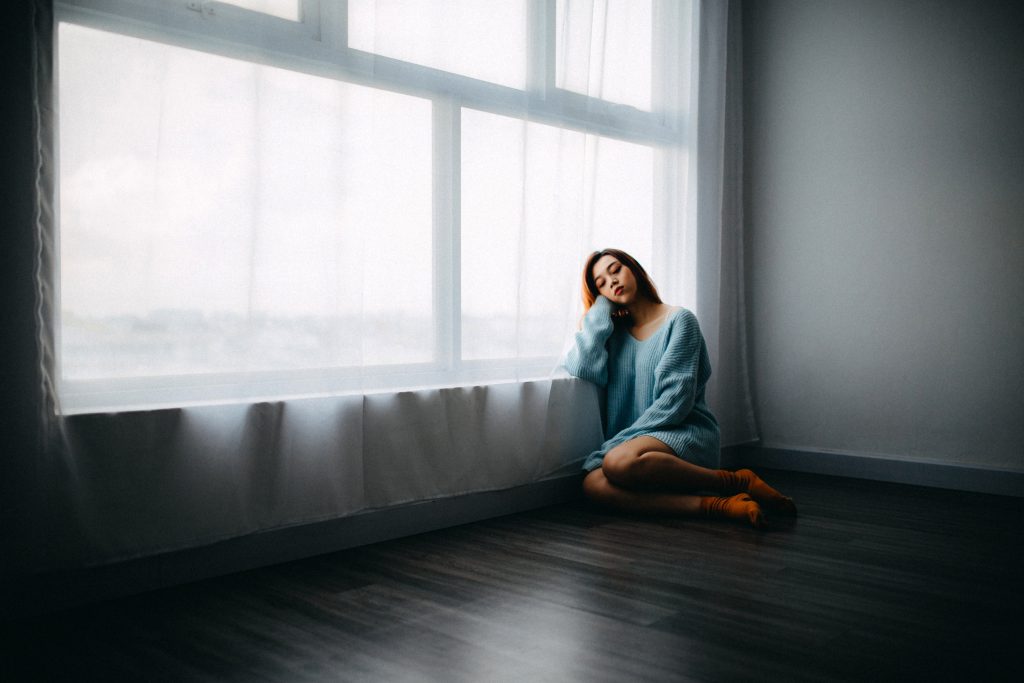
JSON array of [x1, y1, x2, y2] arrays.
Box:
[[724, 445, 1024, 498]]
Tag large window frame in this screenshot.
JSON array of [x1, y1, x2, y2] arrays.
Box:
[[53, 0, 691, 412]]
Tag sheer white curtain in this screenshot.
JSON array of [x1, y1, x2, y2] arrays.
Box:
[[24, 0, 753, 576], [52, 0, 701, 413], [56, 19, 437, 409], [689, 0, 757, 447]]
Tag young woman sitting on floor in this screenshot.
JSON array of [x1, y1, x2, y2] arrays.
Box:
[[564, 248, 796, 528]]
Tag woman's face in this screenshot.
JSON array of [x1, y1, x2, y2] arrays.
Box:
[[591, 254, 638, 306]]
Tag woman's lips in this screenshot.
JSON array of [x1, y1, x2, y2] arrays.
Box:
[[614, 286, 624, 295]]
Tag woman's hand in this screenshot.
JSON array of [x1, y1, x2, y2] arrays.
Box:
[[592, 295, 628, 321]]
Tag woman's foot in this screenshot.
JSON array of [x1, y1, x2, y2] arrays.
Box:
[[700, 494, 766, 529], [716, 469, 797, 515]]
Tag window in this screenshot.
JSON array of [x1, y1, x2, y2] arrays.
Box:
[[348, 0, 529, 89], [60, 22, 433, 381], [53, 0, 691, 412], [460, 108, 655, 361], [556, 0, 654, 110]]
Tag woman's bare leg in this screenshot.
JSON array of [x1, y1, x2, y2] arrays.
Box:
[[582, 469, 765, 528], [600, 436, 722, 492], [582, 467, 704, 515], [600, 436, 796, 513]]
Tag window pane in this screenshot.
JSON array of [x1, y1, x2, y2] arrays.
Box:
[[461, 108, 654, 361], [58, 23, 433, 380], [556, 0, 653, 110], [348, 0, 528, 89], [213, 0, 300, 21]]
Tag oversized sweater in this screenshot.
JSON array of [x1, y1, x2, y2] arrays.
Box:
[[563, 295, 720, 472]]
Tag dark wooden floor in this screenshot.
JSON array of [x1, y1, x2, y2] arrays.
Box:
[[3, 469, 1023, 682]]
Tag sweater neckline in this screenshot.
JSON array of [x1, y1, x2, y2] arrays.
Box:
[[625, 307, 681, 342]]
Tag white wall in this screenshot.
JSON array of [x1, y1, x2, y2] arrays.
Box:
[[743, 0, 1024, 469]]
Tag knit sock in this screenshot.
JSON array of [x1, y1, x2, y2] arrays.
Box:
[[700, 494, 766, 529], [716, 469, 797, 515]]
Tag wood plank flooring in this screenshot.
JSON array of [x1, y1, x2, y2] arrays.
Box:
[[3, 469, 1023, 682]]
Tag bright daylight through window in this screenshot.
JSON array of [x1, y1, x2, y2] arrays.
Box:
[[54, 0, 688, 412]]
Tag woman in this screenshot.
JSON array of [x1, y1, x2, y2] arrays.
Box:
[[564, 249, 795, 528]]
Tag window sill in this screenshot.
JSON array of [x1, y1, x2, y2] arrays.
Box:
[[57, 359, 566, 415]]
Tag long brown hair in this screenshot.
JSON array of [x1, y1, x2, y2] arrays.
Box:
[[581, 248, 662, 314]]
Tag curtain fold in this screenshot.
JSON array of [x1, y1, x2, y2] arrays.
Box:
[[5, 382, 596, 573], [32, 0, 60, 444], [690, 0, 757, 446]]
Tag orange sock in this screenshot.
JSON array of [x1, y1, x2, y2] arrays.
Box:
[[701, 494, 765, 528], [716, 468, 797, 515]]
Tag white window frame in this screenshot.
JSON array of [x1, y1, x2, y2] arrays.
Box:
[[53, 0, 690, 413]]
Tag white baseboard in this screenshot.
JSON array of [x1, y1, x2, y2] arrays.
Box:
[[723, 445, 1024, 498]]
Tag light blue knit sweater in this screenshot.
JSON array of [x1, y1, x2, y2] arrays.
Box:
[[564, 295, 720, 472]]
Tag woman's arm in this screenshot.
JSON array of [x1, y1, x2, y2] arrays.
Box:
[[563, 296, 616, 387], [610, 310, 710, 440]]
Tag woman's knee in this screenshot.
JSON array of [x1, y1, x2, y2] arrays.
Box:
[[602, 437, 676, 487], [601, 444, 642, 487]]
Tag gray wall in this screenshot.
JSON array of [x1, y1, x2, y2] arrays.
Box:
[[743, 0, 1024, 470]]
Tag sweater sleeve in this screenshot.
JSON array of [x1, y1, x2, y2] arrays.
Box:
[[562, 296, 616, 387], [609, 310, 709, 440]]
